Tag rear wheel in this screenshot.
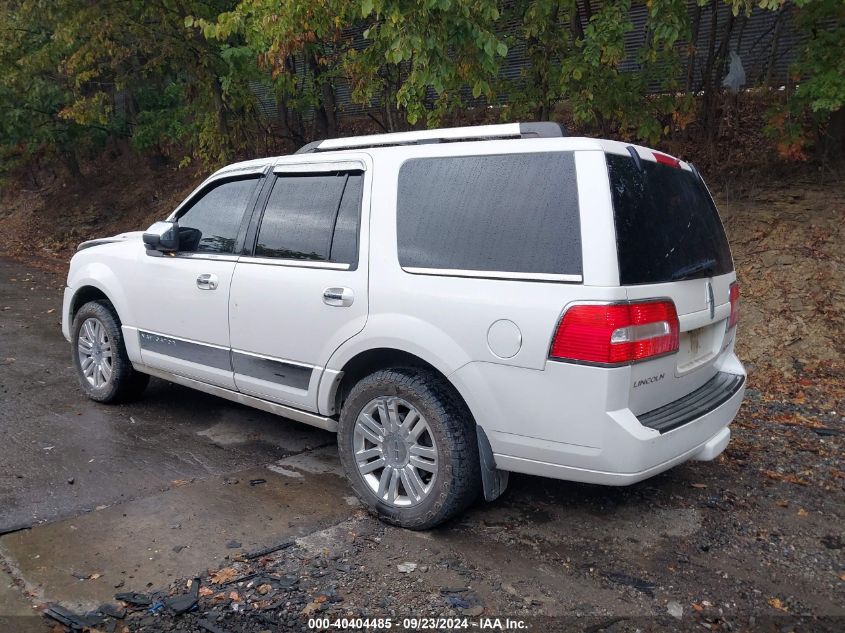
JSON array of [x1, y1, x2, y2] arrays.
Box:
[[337, 368, 481, 529], [72, 300, 149, 403]]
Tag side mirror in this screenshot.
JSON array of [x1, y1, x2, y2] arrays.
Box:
[[143, 221, 179, 252]]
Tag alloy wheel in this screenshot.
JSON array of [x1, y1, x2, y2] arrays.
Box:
[[353, 396, 438, 507], [77, 317, 113, 388]]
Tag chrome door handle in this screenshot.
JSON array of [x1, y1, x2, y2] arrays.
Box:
[[196, 273, 219, 290], [323, 287, 354, 307]]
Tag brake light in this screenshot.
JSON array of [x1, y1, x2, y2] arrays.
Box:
[[550, 300, 679, 365], [653, 152, 680, 168], [728, 282, 740, 329]]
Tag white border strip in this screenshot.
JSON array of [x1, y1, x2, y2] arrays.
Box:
[[239, 257, 350, 271], [402, 267, 582, 283]]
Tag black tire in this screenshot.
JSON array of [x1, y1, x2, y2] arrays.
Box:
[[71, 300, 149, 403], [337, 367, 481, 529]]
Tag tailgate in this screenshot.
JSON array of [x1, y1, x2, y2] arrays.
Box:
[[626, 275, 736, 415], [604, 148, 738, 416]]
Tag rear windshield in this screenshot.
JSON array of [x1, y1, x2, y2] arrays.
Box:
[[606, 153, 733, 285], [397, 152, 582, 277]]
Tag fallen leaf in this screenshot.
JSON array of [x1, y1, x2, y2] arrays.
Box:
[[301, 601, 321, 616], [776, 500, 789, 507], [762, 469, 808, 486], [798, 508, 809, 517], [47, 308, 55, 314], [768, 597, 788, 612], [89, 573, 102, 580], [199, 587, 213, 597], [171, 479, 189, 487], [228, 591, 241, 602], [690, 483, 707, 489], [210, 567, 238, 584]]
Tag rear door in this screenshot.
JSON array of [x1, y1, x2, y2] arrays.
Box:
[[228, 158, 370, 412], [604, 150, 737, 414]]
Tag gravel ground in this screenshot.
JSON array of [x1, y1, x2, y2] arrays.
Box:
[[1, 178, 842, 633]]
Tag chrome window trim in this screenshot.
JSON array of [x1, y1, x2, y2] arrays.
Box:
[[169, 252, 241, 262], [238, 256, 350, 271], [402, 267, 582, 283], [273, 160, 366, 174]]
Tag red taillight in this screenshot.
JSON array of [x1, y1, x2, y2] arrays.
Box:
[[728, 282, 740, 329], [550, 300, 680, 365], [653, 152, 680, 168]]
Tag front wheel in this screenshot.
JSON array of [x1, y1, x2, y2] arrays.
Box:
[[71, 300, 149, 403], [337, 368, 481, 529]]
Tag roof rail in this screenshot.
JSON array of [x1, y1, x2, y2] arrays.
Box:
[[295, 122, 565, 154]]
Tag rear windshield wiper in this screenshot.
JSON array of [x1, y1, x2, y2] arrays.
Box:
[[671, 258, 716, 281]]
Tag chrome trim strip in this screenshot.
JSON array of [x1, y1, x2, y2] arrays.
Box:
[[134, 365, 338, 433], [232, 352, 313, 391], [273, 160, 366, 173], [232, 349, 315, 369], [402, 267, 582, 283], [137, 329, 230, 350], [171, 253, 241, 262], [138, 330, 231, 371], [238, 257, 350, 270]]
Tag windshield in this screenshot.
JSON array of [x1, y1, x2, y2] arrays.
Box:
[[606, 153, 733, 285]]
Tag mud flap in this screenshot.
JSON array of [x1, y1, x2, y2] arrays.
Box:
[[476, 426, 509, 502]]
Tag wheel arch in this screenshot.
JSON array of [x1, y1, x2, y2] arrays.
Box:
[[66, 261, 134, 329], [70, 285, 115, 321], [329, 348, 471, 418], [324, 345, 509, 503]]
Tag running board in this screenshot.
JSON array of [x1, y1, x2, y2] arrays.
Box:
[[136, 365, 338, 433]]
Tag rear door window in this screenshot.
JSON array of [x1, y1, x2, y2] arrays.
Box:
[[396, 152, 582, 277], [606, 153, 733, 285], [254, 172, 363, 265]]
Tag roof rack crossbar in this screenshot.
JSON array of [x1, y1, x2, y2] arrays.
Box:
[[295, 122, 565, 154]]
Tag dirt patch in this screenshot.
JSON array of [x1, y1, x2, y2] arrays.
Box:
[[0, 156, 200, 273]]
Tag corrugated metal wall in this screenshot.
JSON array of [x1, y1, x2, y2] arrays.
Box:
[[250, 1, 803, 122]]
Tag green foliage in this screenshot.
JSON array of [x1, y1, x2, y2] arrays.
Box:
[[351, 0, 507, 127], [1, 0, 842, 176], [504, 0, 690, 143], [765, 0, 845, 159]]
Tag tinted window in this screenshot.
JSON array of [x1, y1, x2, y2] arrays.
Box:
[[255, 172, 362, 264], [397, 153, 581, 276], [606, 153, 733, 285], [177, 177, 258, 253], [330, 173, 364, 264]]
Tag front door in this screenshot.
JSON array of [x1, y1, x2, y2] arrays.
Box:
[[229, 158, 370, 411], [129, 173, 263, 389]]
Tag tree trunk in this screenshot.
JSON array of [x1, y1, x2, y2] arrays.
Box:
[[62, 147, 81, 179], [210, 76, 232, 161], [764, 5, 788, 86], [685, 5, 702, 93]]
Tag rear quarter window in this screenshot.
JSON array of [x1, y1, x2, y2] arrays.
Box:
[[396, 152, 582, 277]]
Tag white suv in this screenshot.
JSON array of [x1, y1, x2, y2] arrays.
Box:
[[62, 123, 745, 529]]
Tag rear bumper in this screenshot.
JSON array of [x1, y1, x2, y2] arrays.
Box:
[[450, 350, 745, 486]]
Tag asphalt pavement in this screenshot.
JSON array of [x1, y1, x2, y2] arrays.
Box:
[[1, 256, 842, 631]]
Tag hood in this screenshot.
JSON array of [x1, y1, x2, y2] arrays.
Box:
[[76, 231, 145, 252]]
